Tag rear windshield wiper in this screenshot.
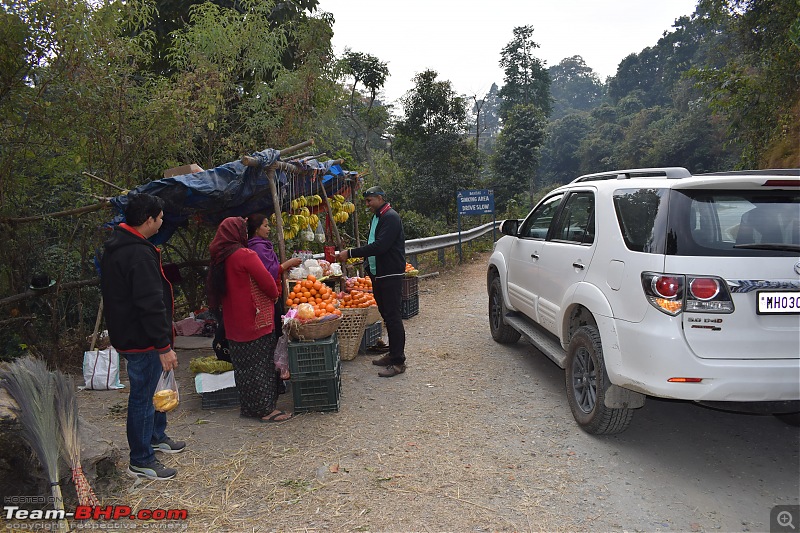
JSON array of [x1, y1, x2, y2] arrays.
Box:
[[733, 243, 800, 252]]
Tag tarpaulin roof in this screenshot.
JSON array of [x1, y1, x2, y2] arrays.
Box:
[[108, 149, 359, 244]]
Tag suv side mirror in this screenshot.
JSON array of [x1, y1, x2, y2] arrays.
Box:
[[500, 219, 520, 236]]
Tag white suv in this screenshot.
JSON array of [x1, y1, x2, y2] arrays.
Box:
[[487, 167, 800, 434]]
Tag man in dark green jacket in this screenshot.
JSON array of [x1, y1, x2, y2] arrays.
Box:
[[338, 186, 407, 377], [101, 193, 184, 480]]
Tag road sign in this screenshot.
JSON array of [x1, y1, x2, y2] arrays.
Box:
[[457, 189, 494, 215]]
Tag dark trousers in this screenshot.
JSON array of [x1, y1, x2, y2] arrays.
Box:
[[372, 275, 405, 365]]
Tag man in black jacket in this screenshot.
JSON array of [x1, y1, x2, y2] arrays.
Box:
[[338, 186, 407, 377], [101, 193, 184, 480]]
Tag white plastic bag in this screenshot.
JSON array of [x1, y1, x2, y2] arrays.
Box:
[[82, 347, 125, 390]]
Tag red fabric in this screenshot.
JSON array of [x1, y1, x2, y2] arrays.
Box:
[[209, 217, 246, 265], [222, 248, 279, 342]]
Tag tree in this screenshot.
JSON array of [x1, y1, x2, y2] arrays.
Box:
[[690, 0, 800, 167], [339, 50, 390, 183], [393, 70, 478, 224], [468, 83, 502, 154], [491, 104, 547, 207], [548, 56, 603, 119], [498, 26, 551, 119], [537, 112, 593, 185], [144, 0, 320, 76]]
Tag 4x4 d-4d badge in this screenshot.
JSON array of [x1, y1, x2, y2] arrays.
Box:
[[794, 260, 800, 275]]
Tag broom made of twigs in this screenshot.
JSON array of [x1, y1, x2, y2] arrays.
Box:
[[53, 370, 100, 507], [0, 356, 70, 531]]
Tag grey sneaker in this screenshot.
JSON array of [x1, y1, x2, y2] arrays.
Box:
[[127, 459, 176, 480], [152, 437, 186, 454]]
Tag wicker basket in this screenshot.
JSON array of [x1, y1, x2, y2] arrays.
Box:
[[337, 308, 368, 361], [287, 315, 342, 341], [365, 305, 381, 325]]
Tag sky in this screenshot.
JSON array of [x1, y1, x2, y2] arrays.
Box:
[[315, 0, 699, 106]]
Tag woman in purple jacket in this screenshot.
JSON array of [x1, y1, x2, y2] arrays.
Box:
[[246, 213, 301, 284]]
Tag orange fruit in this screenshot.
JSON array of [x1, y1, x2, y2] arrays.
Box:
[[307, 274, 317, 283]]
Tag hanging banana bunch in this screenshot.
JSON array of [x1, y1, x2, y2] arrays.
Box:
[[329, 193, 356, 224]]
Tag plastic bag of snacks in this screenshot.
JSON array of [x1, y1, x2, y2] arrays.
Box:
[[152, 370, 180, 413]]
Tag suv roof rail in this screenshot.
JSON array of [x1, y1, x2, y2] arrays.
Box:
[[694, 169, 800, 177], [572, 167, 692, 183]]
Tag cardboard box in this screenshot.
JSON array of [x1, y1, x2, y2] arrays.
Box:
[[163, 163, 203, 178]]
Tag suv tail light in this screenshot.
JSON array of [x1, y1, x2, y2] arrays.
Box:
[[641, 273, 734, 315]]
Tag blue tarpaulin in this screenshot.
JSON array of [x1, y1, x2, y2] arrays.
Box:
[[107, 149, 358, 244]]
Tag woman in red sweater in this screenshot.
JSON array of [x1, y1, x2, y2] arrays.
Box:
[[207, 217, 292, 422]]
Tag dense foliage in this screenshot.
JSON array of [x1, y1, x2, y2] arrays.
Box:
[[0, 0, 797, 363]]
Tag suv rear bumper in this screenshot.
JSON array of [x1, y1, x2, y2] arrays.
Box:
[[607, 319, 800, 402]]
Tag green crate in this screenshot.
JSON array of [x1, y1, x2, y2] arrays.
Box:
[[288, 334, 339, 377], [291, 363, 340, 413], [359, 321, 382, 353], [401, 294, 419, 319]]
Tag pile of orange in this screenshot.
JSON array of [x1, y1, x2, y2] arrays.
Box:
[[285, 274, 341, 318], [345, 276, 372, 292], [339, 290, 376, 309], [404, 263, 415, 273]]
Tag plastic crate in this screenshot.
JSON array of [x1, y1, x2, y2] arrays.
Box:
[[288, 334, 339, 377], [200, 387, 240, 409], [291, 363, 341, 413], [401, 276, 419, 299], [401, 293, 419, 319], [359, 321, 382, 353]]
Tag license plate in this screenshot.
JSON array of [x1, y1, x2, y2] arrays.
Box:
[[757, 291, 800, 314]]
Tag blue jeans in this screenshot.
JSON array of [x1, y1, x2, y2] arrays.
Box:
[[122, 351, 167, 466]]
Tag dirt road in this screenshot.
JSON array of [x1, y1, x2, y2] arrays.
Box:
[[87, 254, 799, 532]]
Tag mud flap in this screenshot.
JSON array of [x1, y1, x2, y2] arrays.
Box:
[[605, 385, 646, 409]]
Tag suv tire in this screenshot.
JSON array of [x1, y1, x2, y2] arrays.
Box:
[[565, 325, 633, 435], [489, 277, 521, 344]]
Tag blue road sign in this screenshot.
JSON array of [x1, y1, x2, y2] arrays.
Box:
[[457, 189, 494, 215]]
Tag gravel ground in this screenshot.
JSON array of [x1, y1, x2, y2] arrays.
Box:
[[82, 253, 799, 532]]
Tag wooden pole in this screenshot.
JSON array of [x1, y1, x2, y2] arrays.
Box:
[[240, 139, 315, 167], [316, 172, 351, 276], [89, 298, 104, 352], [266, 168, 290, 296], [352, 178, 361, 248], [279, 139, 315, 157], [1, 200, 110, 224], [82, 172, 127, 192]]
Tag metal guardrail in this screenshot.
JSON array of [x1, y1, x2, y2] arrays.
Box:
[[405, 220, 503, 256]]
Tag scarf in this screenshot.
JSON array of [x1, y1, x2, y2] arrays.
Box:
[[210, 217, 247, 266], [207, 217, 248, 309], [367, 203, 391, 274]]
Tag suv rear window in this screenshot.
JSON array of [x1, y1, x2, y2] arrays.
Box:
[[614, 188, 800, 256]]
